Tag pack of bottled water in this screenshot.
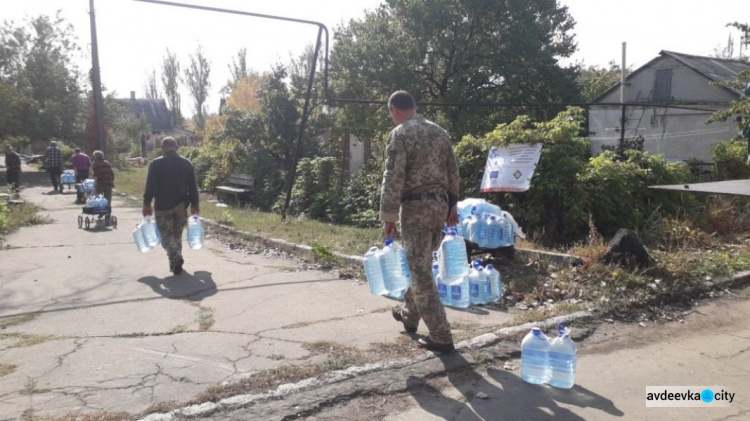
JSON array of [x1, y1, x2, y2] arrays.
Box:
[[362, 238, 412, 298], [82, 179, 95, 193], [61, 170, 76, 184], [132, 224, 152, 253], [433, 252, 502, 308], [520, 323, 577, 388], [85, 194, 108, 209], [456, 198, 520, 248]]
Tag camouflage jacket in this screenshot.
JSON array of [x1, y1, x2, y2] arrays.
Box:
[[379, 113, 460, 222]]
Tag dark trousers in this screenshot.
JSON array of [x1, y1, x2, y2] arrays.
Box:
[[6, 170, 20, 191], [76, 170, 89, 203], [47, 166, 62, 191]]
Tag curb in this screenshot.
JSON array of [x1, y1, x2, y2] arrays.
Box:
[[138, 310, 592, 421]]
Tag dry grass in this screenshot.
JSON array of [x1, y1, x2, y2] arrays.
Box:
[[0, 363, 17, 377], [0, 314, 37, 328], [0, 332, 62, 348]]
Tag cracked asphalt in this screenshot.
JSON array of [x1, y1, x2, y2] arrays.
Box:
[[0, 178, 515, 420]]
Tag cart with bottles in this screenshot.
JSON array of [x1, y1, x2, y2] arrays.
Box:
[[76, 179, 117, 230]]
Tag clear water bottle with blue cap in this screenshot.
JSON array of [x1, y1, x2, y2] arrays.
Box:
[[437, 274, 451, 306], [487, 215, 503, 249], [380, 239, 409, 293], [140, 217, 161, 248], [521, 327, 551, 384], [363, 246, 387, 295], [187, 215, 204, 249], [549, 323, 577, 389], [485, 264, 503, 302], [449, 275, 469, 308], [500, 211, 514, 247], [132, 225, 152, 253], [439, 230, 468, 278], [467, 211, 487, 247]]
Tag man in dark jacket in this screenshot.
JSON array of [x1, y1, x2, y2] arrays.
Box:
[[4, 144, 21, 192], [143, 137, 200, 275], [43, 140, 63, 192]]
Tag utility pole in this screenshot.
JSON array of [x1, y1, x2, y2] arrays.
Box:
[[89, 0, 107, 155], [620, 42, 627, 150]]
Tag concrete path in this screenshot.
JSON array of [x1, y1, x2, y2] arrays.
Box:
[[0, 175, 515, 420], [308, 289, 750, 421]]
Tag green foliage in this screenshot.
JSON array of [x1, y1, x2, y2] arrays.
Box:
[[279, 157, 348, 223], [0, 13, 84, 143], [576, 61, 628, 102], [579, 150, 692, 237], [712, 140, 750, 180], [330, 0, 582, 141], [456, 107, 693, 245], [344, 159, 385, 228], [311, 242, 336, 264]]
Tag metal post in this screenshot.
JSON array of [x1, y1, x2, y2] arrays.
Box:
[[281, 26, 323, 221], [89, 0, 107, 155], [620, 42, 627, 150]]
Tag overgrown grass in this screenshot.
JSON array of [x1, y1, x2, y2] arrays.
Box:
[[0, 196, 52, 237], [113, 166, 381, 256]]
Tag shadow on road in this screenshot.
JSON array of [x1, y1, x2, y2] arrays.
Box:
[[408, 352, 624, 420], [137, 270, 217, 301]]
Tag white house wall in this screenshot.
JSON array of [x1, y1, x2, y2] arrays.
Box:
[[591, 56, 739, 162]]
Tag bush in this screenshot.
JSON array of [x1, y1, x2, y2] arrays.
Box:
[[277, 156, 347, 222], [712, 140, 750, 180]]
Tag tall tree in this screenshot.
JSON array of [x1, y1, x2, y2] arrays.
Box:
[[330, 0, 580, 141], [143, 68, 159, 99], [184, 45, 211, 130], [0, 13, 84, 143], [576, 61, 628, 102], [161, 49, 182, 127], [223, 47, 248, 93]]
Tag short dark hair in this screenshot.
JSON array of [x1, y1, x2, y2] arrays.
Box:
[[161, 136, 178, 149], [388, 90, 416, 110], [74, 148, 81, 153]]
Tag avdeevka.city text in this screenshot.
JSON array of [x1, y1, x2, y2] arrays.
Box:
[[647, 389, 734, 403]]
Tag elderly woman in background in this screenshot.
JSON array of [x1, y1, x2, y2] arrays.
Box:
[[91, 150, 115, 214]]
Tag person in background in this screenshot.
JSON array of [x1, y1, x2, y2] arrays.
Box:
[[91, 150, 114, 216], [4, 144, 21, 192], [381, 90, 460, 353], [43, 140, 63, 193], [71, 148, 91, 204], [142, 137, 200, 275]]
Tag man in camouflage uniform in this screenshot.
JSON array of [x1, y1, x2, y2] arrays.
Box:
[[143, 137, 200, 275], [381, 90, 460, 353]]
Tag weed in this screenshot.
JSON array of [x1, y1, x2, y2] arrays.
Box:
[[0, 333, 61, 348], [197, 306, 215, 331], [219, 209, 234, 226], [0, 363, 17, 377], [21, 379, 50, 395], [0, 314, 37, 328], [268, 353, 285, 360], [311, 242, 336, 264]]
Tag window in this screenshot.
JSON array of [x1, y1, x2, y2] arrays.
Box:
[[653, 68, 673, 102]]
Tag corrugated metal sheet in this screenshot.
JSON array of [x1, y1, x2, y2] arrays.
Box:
[[661, 51, 750, 95], [115, 98, 174, 132]]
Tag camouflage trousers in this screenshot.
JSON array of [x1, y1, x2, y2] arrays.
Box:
[[399, 199, 453, 345], [155, 202, 188, 266]]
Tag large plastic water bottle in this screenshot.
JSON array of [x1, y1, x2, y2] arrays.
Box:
[[549, 323, 577, 389], [448, 275, 469, 308], [469, 265, 488, 305], [187, 215, 205, 250], [132, 225, 152, 253], [486, 215, 503, 249], [467, 212, 487, 247], [99, 196, 108, 208], [397, 243, 413, 289], [140, 217, 161, 248], [432, 263, 440, 284], [387, 289, 406, 300], [363, 247, 387, 295], [521, 327, 551, 384], [500, 212, 515, 247], [437, 275, 451, 306], [380, 239, 410, 293], [485, 264, 503, 302], [439, 230, 469, 278]]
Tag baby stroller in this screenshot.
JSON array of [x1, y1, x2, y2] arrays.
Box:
[[76, 179, 117, 230]]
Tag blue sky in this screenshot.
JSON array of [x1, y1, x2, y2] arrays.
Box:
[[4, 0, 750, 116]]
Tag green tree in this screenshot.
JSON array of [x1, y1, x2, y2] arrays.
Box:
[[0, 13, 83, 144], [161, 49, 182, 127], [184, 44, 211, 130], [330, 0, 581, 142], [576, 61, 627, 102], [221, 47, 248, 95], [143, 68, 159, 99]]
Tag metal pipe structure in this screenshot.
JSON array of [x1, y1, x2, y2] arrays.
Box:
[[620, 42, 627, 150], [89, 0, 107, 155]]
